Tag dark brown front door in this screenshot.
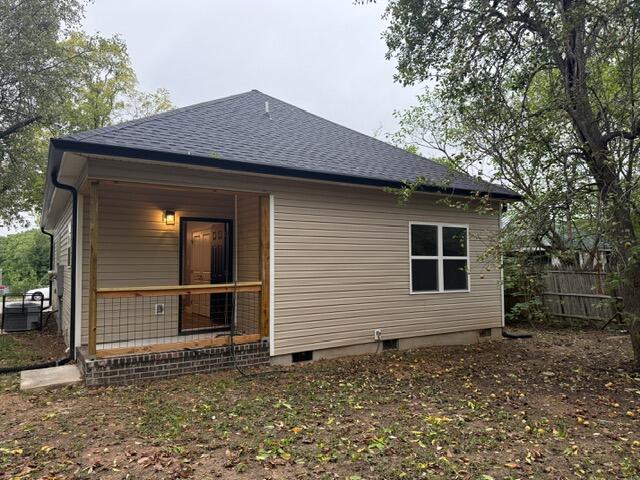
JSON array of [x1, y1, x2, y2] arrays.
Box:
[[180, 219, 233, 332]]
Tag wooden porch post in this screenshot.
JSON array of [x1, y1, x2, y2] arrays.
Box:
[[88, 181, 99, 356], [259, 195, 270, 338]]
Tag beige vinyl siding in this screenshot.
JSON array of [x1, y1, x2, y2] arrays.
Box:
[[272, 193, 500, 353], [80, 184, 260, 345], [52, 199, 73, 346], [86, 158, 503, 355], [236, 195, 260, 332]]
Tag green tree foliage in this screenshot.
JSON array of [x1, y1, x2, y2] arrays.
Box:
[[0, 0, 85, 226], [0, 1, 174, 227], [380, 0, 640, 367], [0, 230, 50, 293], [52, 33, 173, 133], [56, 33, 137, 132]]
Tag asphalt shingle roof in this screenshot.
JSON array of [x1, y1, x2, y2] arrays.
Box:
[[58, 90, 518, 198]]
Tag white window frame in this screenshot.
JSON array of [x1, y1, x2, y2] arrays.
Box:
[[409, 222, 471, 294]]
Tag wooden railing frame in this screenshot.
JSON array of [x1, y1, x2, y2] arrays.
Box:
[[259, 195, 270, 338], [96, 333, 263, 358], [92, 282, 264, 357], [96, 281, 262, 298], [88, 181, 99, 357]]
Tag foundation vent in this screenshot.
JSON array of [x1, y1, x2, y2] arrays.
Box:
[[382, 339, 399, 350], [292, 350, 313, 363]]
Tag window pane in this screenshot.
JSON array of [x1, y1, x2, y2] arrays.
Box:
[[443, 227, 467, 256], [443, 259, 468, 290], [411, 224, 438, 256], [412, 259, 438, 292]]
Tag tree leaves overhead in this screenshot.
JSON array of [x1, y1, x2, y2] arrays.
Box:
[[0, 0, 84, 141], [56, 33, 137, 133], [51, 32, 173, 134], [0, 0, 84, 226], [383, 1, 640, 218], [0, 0, 174, 227]]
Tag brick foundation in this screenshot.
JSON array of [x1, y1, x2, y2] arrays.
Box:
[[76, 340, 270, 387]]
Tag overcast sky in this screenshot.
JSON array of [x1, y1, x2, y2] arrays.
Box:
[[82, 0, 422, 137], [1, 0, 422, 236]]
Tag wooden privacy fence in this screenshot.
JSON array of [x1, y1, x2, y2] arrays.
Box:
[[541, 270, 621, 325]]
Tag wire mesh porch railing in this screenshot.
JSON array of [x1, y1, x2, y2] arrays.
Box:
[[91, 281, 264, 357]]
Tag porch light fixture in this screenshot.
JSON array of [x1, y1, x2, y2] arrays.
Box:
[[163, 210, 175, 225]]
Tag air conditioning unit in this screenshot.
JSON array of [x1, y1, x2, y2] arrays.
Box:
[[2, 302, 42, 332]]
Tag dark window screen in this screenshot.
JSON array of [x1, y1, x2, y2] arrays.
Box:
[[411, 224, 438, 256], [411, 259, 438, 292], [443, 259, 468, 290], [442, 227, 467, 257]]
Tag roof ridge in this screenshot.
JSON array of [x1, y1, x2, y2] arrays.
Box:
[[69, 90, 260, 142], [254, 91, 503, 189]]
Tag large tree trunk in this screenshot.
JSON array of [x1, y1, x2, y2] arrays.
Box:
[[621, 260, 640, 371], [602, 188, 640, 370], [628, 316, 640, 371], [556, 1, 640, 367], [604, 176, 640, 369], [597, 174, 640, 370]]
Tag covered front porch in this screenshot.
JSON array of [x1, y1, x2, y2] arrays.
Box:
[[80, 180, 271, 363]]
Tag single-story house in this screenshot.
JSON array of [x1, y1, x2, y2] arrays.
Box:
[[41, 90, 520, 386]]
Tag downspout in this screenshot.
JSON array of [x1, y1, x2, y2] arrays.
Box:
[[40, 226, 54, 307], [50, 169, 78, 359], [0, 172, 76, 374]]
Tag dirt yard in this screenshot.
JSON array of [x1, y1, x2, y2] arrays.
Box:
[[0, 316, 67, 369], [0, 328, 638, 479]]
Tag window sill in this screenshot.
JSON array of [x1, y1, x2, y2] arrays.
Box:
[[409, 289, 471, 295]]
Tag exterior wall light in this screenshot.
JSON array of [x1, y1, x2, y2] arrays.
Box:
[[164, 210, 176, 225]]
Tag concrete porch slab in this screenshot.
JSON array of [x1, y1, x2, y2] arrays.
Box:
[[20, 364, 82, 391]]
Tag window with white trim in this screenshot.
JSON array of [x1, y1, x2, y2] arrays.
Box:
[[410, 223, 469, 293]]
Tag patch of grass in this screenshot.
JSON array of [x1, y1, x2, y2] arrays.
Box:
[[136, 396, 193, 440], [0, 373, 19, 392], [0, 335, 40, 368], [0, 321, 66, 369]]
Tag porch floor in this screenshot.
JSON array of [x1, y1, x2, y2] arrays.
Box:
[[92, 331, 263, 358], [96, 330, 230, 351]]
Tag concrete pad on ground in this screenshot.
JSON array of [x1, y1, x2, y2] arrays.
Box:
[[20, 364, 82, 391]]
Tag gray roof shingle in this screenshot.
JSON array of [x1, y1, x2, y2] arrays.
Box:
[[58, 90, 518, 198]]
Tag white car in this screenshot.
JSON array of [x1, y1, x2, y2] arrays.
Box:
[[26, 286, 50, 305]]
